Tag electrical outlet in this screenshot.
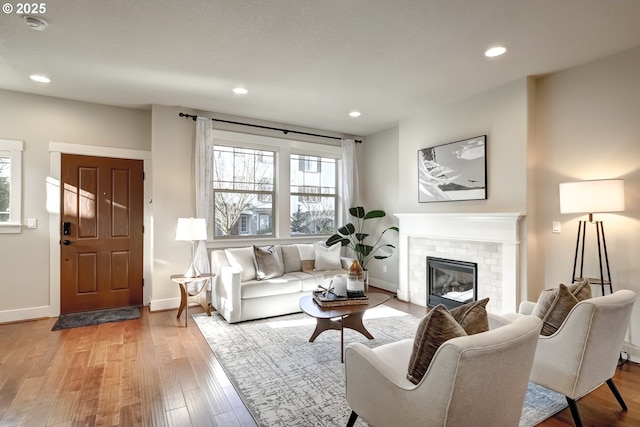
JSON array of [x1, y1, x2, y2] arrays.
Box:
[[27, 218, 37, 229]]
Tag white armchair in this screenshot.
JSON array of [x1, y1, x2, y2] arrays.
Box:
[[518, 289, 636, 427], [344, 315, 542, 427]]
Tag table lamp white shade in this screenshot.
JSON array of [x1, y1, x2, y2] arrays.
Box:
[[175, 217, 207, 277], [559, 179, 625, 215], [175, 217, 207, 241]]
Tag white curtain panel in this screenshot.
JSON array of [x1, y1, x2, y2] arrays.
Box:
[[193, 117, 214, 291], [340, 138, 360, 222]]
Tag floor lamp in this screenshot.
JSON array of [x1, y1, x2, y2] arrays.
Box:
[[175, 217, 208, 277], [559, 179, 625, 295]]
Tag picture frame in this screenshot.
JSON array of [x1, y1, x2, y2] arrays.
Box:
[[417, 135, 487, 203]]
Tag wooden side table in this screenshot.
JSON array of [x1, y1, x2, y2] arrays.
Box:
[[170, 273, 214, 327]]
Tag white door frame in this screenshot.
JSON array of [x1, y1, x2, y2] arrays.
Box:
[[49, 142, 152, 316]]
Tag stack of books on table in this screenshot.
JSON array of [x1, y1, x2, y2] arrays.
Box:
[[312, 290, 369, 307]]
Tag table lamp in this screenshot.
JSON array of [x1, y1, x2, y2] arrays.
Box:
[[175, 217, 208, 277], [559, 179, 624, 294]]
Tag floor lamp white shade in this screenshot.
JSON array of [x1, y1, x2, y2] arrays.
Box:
[[559, 179, 625, 218], [175, 217, 207, 277]]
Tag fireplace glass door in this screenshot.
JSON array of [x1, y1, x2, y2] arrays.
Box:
[[427, 257, 477, 309]]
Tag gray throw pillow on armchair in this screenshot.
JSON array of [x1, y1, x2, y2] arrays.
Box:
[[532, 283, 579, 336], [407, 304, 467, 385]]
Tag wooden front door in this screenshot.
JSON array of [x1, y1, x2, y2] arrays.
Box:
[[60, 154, 144, 314]]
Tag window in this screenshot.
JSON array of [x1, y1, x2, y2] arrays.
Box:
[[290, 154, 337, 235], [213, 145, 275, 237], [0, 139, 23, 234], [206, 130, 342, 240]]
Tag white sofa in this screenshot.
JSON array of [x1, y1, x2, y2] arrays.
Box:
[[210, 242, 353, 323]]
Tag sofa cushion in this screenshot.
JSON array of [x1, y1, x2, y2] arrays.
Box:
[[314, 242, 342, 270], [253, 245, 284, 280], [448, 297, 490, 335], [280, 245, 302, 273], [297, 243, 316, 272], [285, 271, 319, 291], [407, 304, 467, 385], [532, 283, 579, 336], [225, 247, 256, 282], [240, 274, 302, 299]]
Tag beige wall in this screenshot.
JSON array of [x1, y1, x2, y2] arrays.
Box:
[[359, 126, 400, 291], [533, 45, 640, 359], [149, 104, 198, 310], [0, 90, 151, 321]]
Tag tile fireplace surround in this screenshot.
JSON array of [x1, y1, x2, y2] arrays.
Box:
[[395, 213, 524, 313]]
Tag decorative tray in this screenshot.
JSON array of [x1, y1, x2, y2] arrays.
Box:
[[312, 291, 369, 307]]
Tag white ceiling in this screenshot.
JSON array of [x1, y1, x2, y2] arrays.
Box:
[[2, 0, 640, 137]]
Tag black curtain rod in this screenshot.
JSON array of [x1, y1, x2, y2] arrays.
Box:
[[178, 112, 362, 143]]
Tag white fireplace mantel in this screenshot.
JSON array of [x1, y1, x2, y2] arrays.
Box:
[[394, 213, 524, 313]]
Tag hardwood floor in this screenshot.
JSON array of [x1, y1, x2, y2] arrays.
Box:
[[0, 290, 638, 426]]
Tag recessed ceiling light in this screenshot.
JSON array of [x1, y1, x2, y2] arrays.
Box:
[[233, 87, 248, 95], [349, 111, 361, 118], [485, 46, 507, 58], [30, 74, 51, 83]]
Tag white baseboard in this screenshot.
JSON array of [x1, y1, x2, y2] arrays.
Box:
[[149, 297, 181, 312], [368, 277, 398, 294], [0, 305, 57, 324]]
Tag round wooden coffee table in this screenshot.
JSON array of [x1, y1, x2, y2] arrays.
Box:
[[299, 292, 390, 362]]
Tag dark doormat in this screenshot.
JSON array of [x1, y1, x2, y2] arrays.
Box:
[[52, 306, 141, 331]]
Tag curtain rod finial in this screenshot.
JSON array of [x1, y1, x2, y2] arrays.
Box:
[[179, 112, 197, 121]]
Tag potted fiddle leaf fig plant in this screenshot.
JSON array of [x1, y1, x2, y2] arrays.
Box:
[[326, 206, 399, 270]]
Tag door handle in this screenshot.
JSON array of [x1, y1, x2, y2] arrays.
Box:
[[62, 239, 75, 245]]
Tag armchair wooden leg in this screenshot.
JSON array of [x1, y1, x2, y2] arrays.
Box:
[[566, 397, 583, 427], [606, 378, 628, 411], [347, 410, 358, 427]]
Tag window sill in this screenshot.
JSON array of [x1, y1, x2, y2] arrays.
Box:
[[0, 223, 23, 234]]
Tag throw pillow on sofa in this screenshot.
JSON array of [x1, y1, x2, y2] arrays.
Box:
[[314, 242, 342, 270], [297, 243, 316, 272], [281, 245, 302, 273], [224, 247, 257, 282], [253, 245, 284, 280]]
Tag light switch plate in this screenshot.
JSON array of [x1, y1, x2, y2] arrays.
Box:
[[552, 221, 561, 233], [27, 218, 37, 229]]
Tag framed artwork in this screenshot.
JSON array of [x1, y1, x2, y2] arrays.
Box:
[[417, 135, 487, 203]]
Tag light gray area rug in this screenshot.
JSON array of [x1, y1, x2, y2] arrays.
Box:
[[193, 307, 567, 427]]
